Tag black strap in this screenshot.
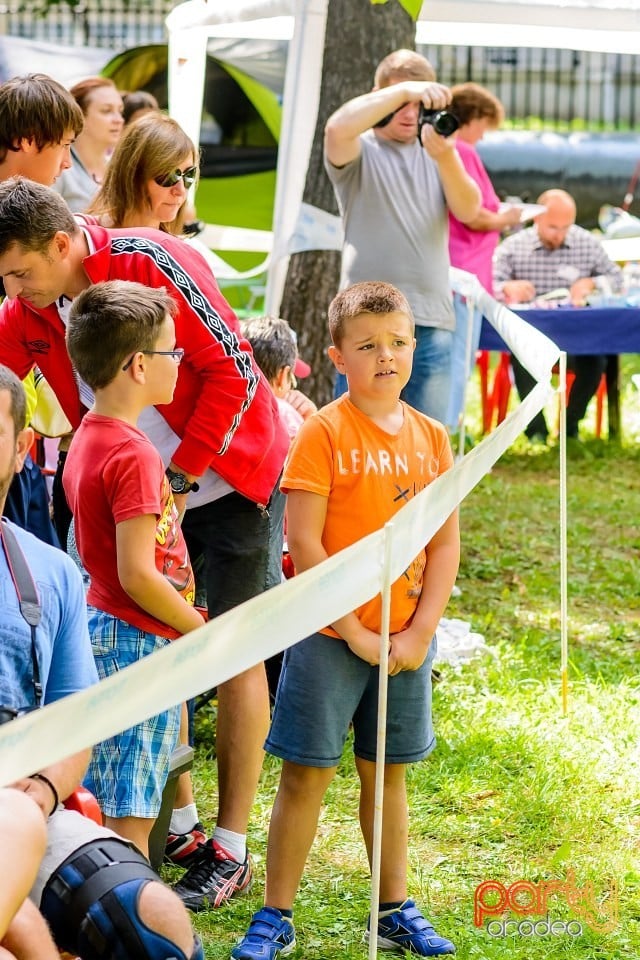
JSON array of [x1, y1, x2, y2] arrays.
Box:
[[0, 519, 43, 706], [46, 839, 158, 956]]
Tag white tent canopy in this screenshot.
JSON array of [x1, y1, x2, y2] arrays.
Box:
[[166, 0, 640, 312], [420, 1, 640, 52]]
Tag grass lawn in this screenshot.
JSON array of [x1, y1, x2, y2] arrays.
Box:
[[170, 356, 640, 959]]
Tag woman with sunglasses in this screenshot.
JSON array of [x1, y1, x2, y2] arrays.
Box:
[[87, 112, 198, 235]]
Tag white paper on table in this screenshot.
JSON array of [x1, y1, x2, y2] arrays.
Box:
[[499, 202, 547, 222]]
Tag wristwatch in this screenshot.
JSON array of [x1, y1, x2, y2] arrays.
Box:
[[165, 468, 200, 495]]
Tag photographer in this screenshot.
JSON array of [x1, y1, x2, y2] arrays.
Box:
[[324, 48, 480, 421], [0, 365, 203, 960]]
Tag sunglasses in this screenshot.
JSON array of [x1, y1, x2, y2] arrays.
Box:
[[154, 165, 198, 189], [122, 348, 185, 371]]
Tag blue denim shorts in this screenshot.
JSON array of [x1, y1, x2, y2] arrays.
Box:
[[83, 608, 181, 819], [265, 632, 437, 767]]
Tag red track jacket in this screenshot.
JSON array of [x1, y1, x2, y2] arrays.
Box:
[[0, 224, 288, 506]]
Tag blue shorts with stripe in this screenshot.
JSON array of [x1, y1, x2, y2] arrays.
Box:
[[266, 631, 437, 767]]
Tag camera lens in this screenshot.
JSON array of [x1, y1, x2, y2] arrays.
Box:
[[432, 111, 459, 138], [417, 106, 460, 140]]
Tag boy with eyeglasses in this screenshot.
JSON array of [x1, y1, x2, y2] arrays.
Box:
[[62, 279, 205, 857]]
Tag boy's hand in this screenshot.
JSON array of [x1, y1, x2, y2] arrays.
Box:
[[172, 492, 188, 521], [389, 626, 432, 673], [345, 626, 386, 666], [284, 388, 318, 420]]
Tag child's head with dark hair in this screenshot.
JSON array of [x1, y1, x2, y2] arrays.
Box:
[[122, 89, 160, 126], [241, 315, 299, 386], [66, 280, 177, 390], [0, 73, 83, 163], [328, 281, 414, 347]]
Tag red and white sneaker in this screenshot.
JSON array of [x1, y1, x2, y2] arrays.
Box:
[[173, 838, 253, 910], [164, 822, 207, 868]]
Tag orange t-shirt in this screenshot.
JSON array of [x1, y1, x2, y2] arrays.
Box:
[[281, 395, 453, 636]]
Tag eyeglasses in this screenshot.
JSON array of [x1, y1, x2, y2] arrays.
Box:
[[154, 165, 197, 189], [122, 348, 185, 371]]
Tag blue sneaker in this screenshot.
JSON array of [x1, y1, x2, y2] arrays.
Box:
[[365, 899, 455, 955], [231, 907, 296, 959]]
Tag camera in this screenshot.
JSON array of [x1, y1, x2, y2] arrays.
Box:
[[0, 705, 19, 725], [417, 105, 459, 139], [0, 705, 34, 725]]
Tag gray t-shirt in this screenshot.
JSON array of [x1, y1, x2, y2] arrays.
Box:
[[31, 808, 123, 905], [53, 147, 99, 213], [325, 129, 454, 330]]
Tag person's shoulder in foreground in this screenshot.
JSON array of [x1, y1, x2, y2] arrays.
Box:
[[3, 512, 97, 706], [0, 364, 96, 703], [0, 787, 60, 958]]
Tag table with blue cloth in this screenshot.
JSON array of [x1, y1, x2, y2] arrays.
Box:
[[479, 303, 640, 437]]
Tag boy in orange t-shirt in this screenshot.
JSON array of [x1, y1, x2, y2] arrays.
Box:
[[233, 281, 460, 959]]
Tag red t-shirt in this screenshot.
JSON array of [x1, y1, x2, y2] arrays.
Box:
[[64, 413, 195, 639]]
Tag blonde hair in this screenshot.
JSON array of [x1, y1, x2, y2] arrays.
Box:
[[374, 49, 436, 88]]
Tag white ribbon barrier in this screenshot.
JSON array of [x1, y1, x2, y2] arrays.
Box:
[[0, 274, 560, 787]]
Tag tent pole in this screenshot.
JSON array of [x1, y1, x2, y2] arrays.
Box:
[[558, 351, 569, 715], [369, 521, 394, 960]]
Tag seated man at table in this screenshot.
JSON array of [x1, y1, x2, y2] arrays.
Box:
[[494, 188, 623, 440]]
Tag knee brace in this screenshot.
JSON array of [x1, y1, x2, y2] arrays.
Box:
[[41, 838, 204, 960]]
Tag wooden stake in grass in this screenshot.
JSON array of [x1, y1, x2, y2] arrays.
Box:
[[558, 351, 569, 715]]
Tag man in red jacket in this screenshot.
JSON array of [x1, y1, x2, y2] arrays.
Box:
[[0, 72, 85, 547], [0, 176, 289, 911]]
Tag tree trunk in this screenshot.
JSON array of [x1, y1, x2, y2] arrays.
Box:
[[278, 0, 415, 406]]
